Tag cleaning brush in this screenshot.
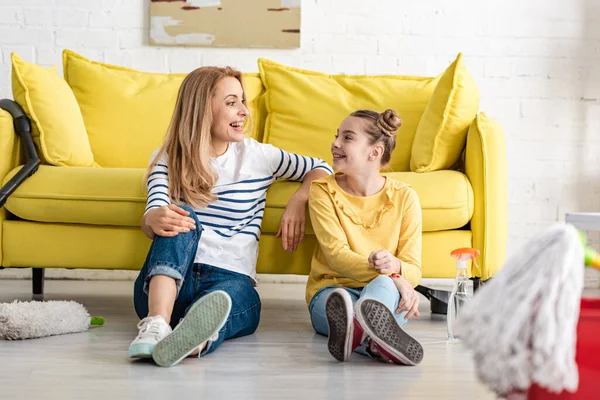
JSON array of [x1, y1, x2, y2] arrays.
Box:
[[0, 300, 104, 340]]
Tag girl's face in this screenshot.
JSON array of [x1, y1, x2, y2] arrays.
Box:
[[331, 116, 383, 174], [211, 76, 249, 145]]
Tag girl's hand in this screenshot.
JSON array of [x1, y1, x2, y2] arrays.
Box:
[[142, 204, 196, 238], [392, 276, 420, 319], [277, 192, 307, 252], [368, 250, 401, 275]]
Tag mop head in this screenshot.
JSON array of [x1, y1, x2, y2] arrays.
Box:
[[0, 300, 104, 340], [456, 223, 584, 397]]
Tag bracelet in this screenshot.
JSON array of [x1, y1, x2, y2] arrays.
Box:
[[390, 273, 401, 279]]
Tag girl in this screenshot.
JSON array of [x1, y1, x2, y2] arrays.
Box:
[[306, 109, 424, 365], [129, 66, 332, 367]]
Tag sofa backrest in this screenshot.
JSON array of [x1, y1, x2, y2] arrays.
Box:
[[11, 50, 479, 173], [257, 58, 441, 172], [63, 51, 266, 168]]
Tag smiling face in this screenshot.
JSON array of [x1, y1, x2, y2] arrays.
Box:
[[210, 76, 249, 146], [331, 116, 384, 175]]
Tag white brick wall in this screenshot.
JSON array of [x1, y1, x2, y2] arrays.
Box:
[[1, 0, 600, 255]]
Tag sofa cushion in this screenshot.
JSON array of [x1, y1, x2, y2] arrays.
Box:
[[410, 53, 480, 172], [11, 53, 96, 167], [4, 167, 473, 233], [258, 58, 439, 172], [263, 170, 473, 233], [243, 73, 267, 143], [62, 50, 265, 168], [3, 165, 147, 227]]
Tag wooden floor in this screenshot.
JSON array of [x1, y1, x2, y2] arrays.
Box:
[[0, 279, 496, 400]]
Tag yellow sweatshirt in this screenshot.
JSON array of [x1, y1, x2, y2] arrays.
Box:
[[305, 174, 422, 305]]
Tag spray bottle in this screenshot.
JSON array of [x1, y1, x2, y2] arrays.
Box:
[[447, 247, 480, 340]]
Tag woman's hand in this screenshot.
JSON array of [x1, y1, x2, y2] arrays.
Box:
[[392, 276, 420, 319], [368, 250, 401, 275], [277, 192, 307, 252], [142, 204, 196, 239]]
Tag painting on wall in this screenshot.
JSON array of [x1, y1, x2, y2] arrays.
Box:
[[150, 0, 301, 48]]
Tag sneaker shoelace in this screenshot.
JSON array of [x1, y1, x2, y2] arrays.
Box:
[[137, 317, 167, 340]]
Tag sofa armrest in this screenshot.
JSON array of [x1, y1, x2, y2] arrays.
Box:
[[465, 112, 507, 280], [0, 99, 40, 208], [0, 102, 18, 265]]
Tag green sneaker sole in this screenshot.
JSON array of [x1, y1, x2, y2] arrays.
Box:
[[152, 290, 232, 367]]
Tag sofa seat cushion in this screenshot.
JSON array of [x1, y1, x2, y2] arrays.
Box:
[[3, 166, 148, 227], [263, 170, 473, 233], [4, 167, 472, 233], [388, 170, 474, 231]]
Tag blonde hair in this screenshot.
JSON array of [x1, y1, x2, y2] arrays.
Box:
[[350, 109, 402, 167], [146, 66, 248, 209]]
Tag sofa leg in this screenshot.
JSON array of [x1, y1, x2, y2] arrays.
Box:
[[32, 268, 45, 300], [471, 277, 481, 292]]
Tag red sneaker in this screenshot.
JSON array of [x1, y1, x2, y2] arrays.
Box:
[[325, 289, 364, 362], [355, 298, 424, 365]]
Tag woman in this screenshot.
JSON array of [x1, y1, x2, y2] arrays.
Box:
[[129, 66, 332, 367]]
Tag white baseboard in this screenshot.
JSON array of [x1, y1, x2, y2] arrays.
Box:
[[1, 268, 598, 289], [0, 269, 457, 287], [0, 268, 309, 284], [0, 268, 138, 280]]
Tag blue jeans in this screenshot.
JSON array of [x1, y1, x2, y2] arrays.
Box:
[[133, 206, 261, 356], [309, 275, 408, 355]]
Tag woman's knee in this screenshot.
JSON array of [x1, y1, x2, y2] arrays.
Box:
[[177, 204, 200, 225]]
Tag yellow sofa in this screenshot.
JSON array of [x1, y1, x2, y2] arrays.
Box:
[[0, 51, 507, 296]]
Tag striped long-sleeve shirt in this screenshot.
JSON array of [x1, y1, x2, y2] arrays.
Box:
[[145, 138, 333, 281]]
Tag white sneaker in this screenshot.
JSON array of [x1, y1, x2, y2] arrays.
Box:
[[152, 290, 232, 367], [128, 315, 172, 359]]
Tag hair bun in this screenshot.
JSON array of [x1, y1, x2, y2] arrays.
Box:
[[376, 109, 402, 137]]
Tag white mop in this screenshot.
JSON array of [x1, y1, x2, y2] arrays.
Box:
[[456, 223, 585, 398], [0, 300, 104, 340]]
